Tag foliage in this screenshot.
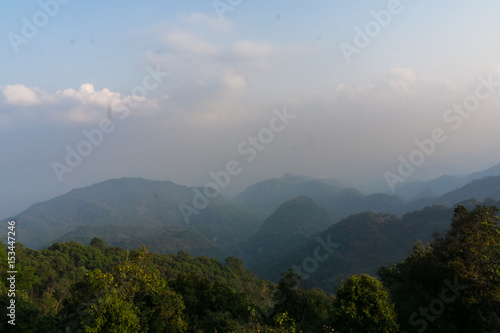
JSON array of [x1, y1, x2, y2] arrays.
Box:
[[257, 206, 455, 292], [379, 205, 500, 332], [2, 204, 499, 332], [330, 274, 399, 333], [62, 249, 187, 332], [271, 270, 333, 332], [0, 238, 275, 332]]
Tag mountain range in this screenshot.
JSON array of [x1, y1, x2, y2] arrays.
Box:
[[7, 162, 500, 291]]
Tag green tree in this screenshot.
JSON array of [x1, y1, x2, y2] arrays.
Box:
[[272, 270, 307, 323], [63, 249, 187, 333], [169, 272, 249, 331], [330, 274, 399, 333], [63, 269, 140, 332], [89, 237, 107, 250], [113, 259, 187, 332], [433, 205, 500, 320], [0, 295, 61, 333], [271, 269, 333, 332], [379, 205, 500, 332]]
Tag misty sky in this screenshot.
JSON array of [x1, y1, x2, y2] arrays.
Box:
[[1, 0, 500, 217]]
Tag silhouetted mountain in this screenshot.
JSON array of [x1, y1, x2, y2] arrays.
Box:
[[8, 173, 500, 295], [400, 173, 500, 213], [11, 177, 263, 250], [234, 174, 406, 218], [412, 187, 439, 201], [395, 175, 465, 201], [239, 196, 338, 270], [436, 175, 500, 206], [464, 162, 500, 182], [189, 203, 263, 249], [395, 162, 500, 201], [257, 205, 455, 292], [232, 174, 345, 216], [317, 191, 405, 217]]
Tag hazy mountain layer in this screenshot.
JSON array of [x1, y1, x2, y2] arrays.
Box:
[[11, 177, 262, 249]]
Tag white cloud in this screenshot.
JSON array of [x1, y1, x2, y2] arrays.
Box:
[[143, 29, 283, 102], [2, 84, 56, 106], [57, 84, 123, 108], [0, 82, 160, 125]]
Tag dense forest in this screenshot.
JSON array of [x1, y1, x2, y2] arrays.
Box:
[[1, 205, 499, 332]]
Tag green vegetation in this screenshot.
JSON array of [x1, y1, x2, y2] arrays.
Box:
[[330, 274, 398, 332], [241, 196, 337, 270], [0, 237, 332, 332], [13, 177, 262, 250], [256, 205, 455, 291], [1, 205, 499, 332], [54, 225, 226, 259], [379, 205, 500, 332]]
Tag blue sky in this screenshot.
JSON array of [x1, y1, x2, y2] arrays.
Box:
[[1, 0, 500, 216]]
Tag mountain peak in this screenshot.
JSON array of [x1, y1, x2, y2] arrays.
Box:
[[248, 196, 336, 249]]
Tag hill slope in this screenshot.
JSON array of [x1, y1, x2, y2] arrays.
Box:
[[395, 162, 500, 201], [256, 205, 457, 291], [54, 225, 226, 259], [233, 174, 407, 218], [232, 174, 345, 215], [11, 177, 263, 250], [240, 196, 338, 270], [436, 175, 500, 206]]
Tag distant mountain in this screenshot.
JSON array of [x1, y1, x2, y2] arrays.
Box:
[[239, 196, 338, 270], [11, 177, 263, 250], [280, 173, 345, 187], [412, 187, 439, 201], [316, 190, 405, 217], [232, 174, 346, 216], [465, 163, 500, 182], [189, 203, 263, 249], [436, 175, 500, 206], [233, 174, 406, 218], [399, 173, 500, 213], [54, 225, 226, 259], [10, 172, 500, 294], [395, 175, 465, 201], [257, 205, 456, 292], [233, 163, 500, 221], [395, 162, 500, 201]]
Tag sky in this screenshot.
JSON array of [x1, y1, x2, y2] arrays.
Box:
[[1, 0, 500, 217]]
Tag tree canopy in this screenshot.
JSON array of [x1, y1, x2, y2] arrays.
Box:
[[1, 205, 499, 332]]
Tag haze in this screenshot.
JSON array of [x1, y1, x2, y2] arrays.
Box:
[[1, 0, 500, 217]]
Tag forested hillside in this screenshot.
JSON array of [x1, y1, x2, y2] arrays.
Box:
[[253, 204, 455, 291], [12, 178, 263, 250], [1, 205, 499, 332]]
